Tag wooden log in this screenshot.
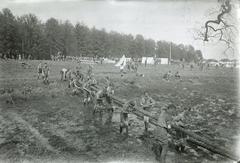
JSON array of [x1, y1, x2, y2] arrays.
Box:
[[75, 83, 239, 161]]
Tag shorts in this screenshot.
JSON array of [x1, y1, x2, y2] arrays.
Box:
[[106, 95, 112, 104], [38, 68, 42, 73], [121, 121, 128, 127], [144, 116, 149, 123], [44, 73, 48, 78]]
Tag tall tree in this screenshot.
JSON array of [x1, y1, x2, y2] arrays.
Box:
[[75, 23, 89, 57], [17, 14, 44, 59], [0, 8, 20, 59]]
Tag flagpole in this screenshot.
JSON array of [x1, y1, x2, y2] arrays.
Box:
[[169, 42, 172, 65]]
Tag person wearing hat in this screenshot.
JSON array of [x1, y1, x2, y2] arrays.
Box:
[[152, 107, 171, 163]]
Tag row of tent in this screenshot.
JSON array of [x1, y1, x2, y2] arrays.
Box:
[[115, 55, 169, 67]]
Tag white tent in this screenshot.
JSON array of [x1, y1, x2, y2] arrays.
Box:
[[160, 58, 169, 64], [103, 58, 116, 64], [115, 55, 127, 67], [126, 58, 132, 62], [142, 57, 154, 64]]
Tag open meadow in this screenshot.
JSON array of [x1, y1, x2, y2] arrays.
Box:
[[0, 59, 239, 163]]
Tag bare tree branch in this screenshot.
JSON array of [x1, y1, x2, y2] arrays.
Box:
[[204, 0, 232, 41]]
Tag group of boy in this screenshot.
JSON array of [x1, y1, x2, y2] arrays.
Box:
[[37, 62, 50, 84], [163, 71, 181, 81], [37, 61, 186, 163]]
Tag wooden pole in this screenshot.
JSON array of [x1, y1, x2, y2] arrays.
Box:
[[169, 42, 172, 65], [75, 82, 239, 161]]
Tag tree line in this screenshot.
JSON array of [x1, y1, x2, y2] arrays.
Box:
[[0, 8, 203, 62]]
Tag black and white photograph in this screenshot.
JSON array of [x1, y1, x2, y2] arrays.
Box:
[[0, 0, 240, 162]]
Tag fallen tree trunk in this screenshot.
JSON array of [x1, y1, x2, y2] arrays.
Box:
[[109, 94, 239, 161], [75, 82, 239, 161]]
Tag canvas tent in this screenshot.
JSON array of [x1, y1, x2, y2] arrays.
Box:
[[115, 55, 127, 67], [159, 58, 169, 64], [142, 57, 154, 64]]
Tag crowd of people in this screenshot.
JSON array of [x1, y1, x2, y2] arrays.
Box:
[[35, 61, 189, 163]]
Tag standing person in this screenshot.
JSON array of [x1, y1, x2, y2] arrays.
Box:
[[145, 58, 147, 67], [42, 63, 50, 84], [120, 111, 129, 136], [104, 77, 115, 124], [140, 91, 155, 132], [152, 107, 171, 163], [167, 71, 172, 81], [120, 62, 125, 77], [190, 64, 194, 71], [37, 62, 43, 79], [87, 65, 93, 78], [119, 100, 135, 136], [60, 68, 68, 81], [93, 89, 104, 125]]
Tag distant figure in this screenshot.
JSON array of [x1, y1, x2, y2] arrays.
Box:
[[163, 71, 172, 81], [87, 65, 93, 77], [120, 62, 125, 77], [175, 71, 181, 79], [42, 63, 50, 84], [60, 68, 71, 81], [145, 59, 147, 67], [182, 63, 185, 69], [190, 64, 194, 71], [37, 62, 43, 79], [18, 54, 21, 60]]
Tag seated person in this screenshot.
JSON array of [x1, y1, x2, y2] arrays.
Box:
[[175, 71, 181, 79]]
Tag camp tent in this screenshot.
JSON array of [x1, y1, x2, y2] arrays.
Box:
[[115, 55, 127, 67], [160, 58, 169, 64], [142, 57, 154, 64]]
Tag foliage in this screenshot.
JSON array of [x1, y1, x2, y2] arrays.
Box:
[[0, 8, 202, 62]]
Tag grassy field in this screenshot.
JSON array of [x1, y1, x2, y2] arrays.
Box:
[[0, 59, 239, 163]]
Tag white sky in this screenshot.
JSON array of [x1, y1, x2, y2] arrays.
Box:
[[0, 0, 239, 59]]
